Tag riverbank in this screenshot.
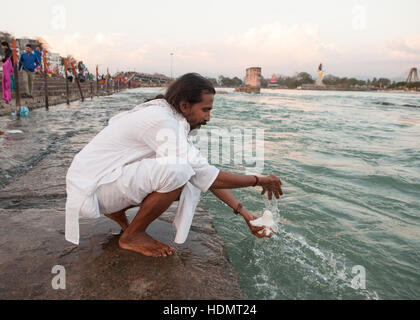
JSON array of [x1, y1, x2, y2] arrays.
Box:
[[0, 93, 244, 300], [300, 84, 420, 93], [0, 72, 126, 116], [217, 86, 420, 94]]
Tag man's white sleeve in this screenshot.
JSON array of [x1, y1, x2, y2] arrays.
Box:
[[140, 117, 219, 192], [185, 142, 220, 192]]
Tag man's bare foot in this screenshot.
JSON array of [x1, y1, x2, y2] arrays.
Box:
[[119, 231, 175, 258], [105, 211, 130, 231]]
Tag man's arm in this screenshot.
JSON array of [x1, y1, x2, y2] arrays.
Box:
[[210, 188, 270, 238], [211, 172, 283, 200], [210, 172, 257, 189]]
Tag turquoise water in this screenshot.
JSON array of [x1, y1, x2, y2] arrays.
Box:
[[1, 87, 419, 299], [201, 88, 420, 300]]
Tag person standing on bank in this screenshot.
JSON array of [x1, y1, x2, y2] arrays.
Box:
[[34, 45, 42, 74], [1, 41, 14, 104], [18, 44, 40, 98], [1, 41, 13, 64], [1, 41, 14, 90], [65, 73, 283, 258]]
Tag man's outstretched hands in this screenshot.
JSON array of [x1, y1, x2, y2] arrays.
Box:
[[258, 174, 283, 200], [241, 210, 273, 239]]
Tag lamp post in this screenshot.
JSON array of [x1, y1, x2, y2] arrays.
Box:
[[170, 53, 174, 79]]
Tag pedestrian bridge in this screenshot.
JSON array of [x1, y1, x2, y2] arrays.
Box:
[[129, 73, 171, 84]]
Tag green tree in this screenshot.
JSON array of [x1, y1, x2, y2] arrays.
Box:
[[276, 75, 287, 86], [322, 75, 340, 85], [232, 76, 243, 87], [218, 75, 243, 87], [296, 72, 315, 85], [407, 82, 420, 89], [206, 77, 219, 87], [260, 77, 269, 88], [378, 78, 391, 88], [285, 76, 298, 89], [218, 76, 231, 87], [348, 78, 359, 86]]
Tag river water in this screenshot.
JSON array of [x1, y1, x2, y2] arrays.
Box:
[[1, 87, 419, 299]]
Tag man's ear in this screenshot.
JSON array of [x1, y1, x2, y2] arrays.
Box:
[[179, 101, 191, 113]]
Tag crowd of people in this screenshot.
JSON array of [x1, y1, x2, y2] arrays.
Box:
[[76, 61, 94, 82], [1, 42, 43, 100], [1, 40, 100, 104]]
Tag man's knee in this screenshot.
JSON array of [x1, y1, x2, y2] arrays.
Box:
[[148, 158, 195, 192], [163, 162, 194, 185]]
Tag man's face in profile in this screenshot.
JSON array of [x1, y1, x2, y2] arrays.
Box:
[[182, 93, 214, 131]]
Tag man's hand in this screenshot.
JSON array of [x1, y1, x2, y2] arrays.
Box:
[[241, 210, 273, 239], [259, 174, 283, 200]]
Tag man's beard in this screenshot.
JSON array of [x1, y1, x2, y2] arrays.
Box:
[[191, 121, 207, 130]]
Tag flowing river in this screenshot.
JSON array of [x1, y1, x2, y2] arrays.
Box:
[[1, 87, 419, 299]]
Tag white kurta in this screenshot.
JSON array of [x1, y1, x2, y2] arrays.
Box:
[[65, 99, 219, 245]]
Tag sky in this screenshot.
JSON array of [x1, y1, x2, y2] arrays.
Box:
[[2, 0, 420, 80]]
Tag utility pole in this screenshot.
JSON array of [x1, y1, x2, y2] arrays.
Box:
[[71, 61, 84, 102], [64, 58, 70, 105], [96, 65, 99, 97], [170, 53, 174, 79], [12, 40, 21, 108], [42, 50, 49, 110]]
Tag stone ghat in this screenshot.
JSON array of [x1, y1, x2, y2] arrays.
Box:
[[0, 72, 126, 116], [0, 125, 244, 300]]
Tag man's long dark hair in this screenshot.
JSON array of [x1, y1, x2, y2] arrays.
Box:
[[148, 73, 215, 113]]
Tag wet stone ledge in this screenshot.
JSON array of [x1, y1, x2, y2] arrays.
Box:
[[0, 146, 244, 299]]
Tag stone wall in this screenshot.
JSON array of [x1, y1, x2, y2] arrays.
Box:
[[0, 72, 126, 116]]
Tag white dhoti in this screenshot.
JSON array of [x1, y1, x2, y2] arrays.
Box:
[[65, 99, 220, 245], [79, 157, 202, 244]]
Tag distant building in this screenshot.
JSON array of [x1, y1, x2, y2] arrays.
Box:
[[268, 74, 279, 88], [236, 67, 262, 94], [245, 67, 261, 88]]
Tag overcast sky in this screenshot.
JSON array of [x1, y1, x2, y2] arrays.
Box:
[[2, 0, 420, 79]]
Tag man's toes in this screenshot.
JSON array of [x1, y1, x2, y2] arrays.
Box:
[[154, 249, 167, 258], [158, 241, 173, 251], [161, 244, 174, 255], [158, 248, 168, 257], [165, 247, 174, 255]]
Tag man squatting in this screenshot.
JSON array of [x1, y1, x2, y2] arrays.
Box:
[[65, 73, 283, 257]]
